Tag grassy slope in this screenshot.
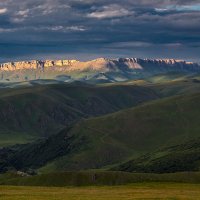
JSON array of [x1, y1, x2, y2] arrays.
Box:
[[2, 74, 200, 172], [114, 138, 200, 173], [150, 79, 200, 97], [107, 72, 200, 96], [0, 83, 158, 147], [41, 92, 200, 172], [5, 91, 199, 173], [1, 72, 200, 147]]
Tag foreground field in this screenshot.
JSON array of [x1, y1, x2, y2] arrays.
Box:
[[2, 172, 200, 186], [1, 183, 200, 200]]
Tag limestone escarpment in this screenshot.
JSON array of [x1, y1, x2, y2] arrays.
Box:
[[0, 60, 79, 71], [0, 58, 199, 72], [0, 58, 199, 83], [116, 58, 200, 71]]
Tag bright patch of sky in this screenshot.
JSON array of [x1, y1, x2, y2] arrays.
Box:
[[156, 4, 200, 12], [175, 4, 200, 11]]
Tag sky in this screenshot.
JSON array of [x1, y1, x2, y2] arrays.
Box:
[[0, 0, 200, 62]]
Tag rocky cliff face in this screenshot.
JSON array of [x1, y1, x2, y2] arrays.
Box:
[[0, 58, 199, 82], [0, 58, 199, 72], [0, 60, 79, 71], [116, 58, 200, 71]]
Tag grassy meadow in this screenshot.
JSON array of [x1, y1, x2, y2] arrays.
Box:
[[1, 183, 200, 200]]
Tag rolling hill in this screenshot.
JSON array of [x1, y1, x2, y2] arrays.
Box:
[[1, 91, 200, 173], [1, 71, 199, 147], [113, 138, 200, 173], [0, 82, 159, 147]]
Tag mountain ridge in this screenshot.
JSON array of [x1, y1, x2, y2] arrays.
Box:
[[0, 58, 199, 72], [0, 58, 200, 83]]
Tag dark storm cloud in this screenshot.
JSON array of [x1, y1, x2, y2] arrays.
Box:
[[0, 0, 199, 62]]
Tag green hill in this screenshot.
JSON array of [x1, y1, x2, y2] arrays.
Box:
[[114, 138, 200, 173], [1, 74, 200, 173], [40, 92, 200, 172], [0, 82, 158, 147], [0, 72, 200, 148], [106, 72, 200, 97], [1, 91, 200, 173]]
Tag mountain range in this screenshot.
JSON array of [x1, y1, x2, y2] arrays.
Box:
[[0, 58, 200, 83]]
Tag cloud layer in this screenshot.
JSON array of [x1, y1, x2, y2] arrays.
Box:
[[0, 0, 200, 62]]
